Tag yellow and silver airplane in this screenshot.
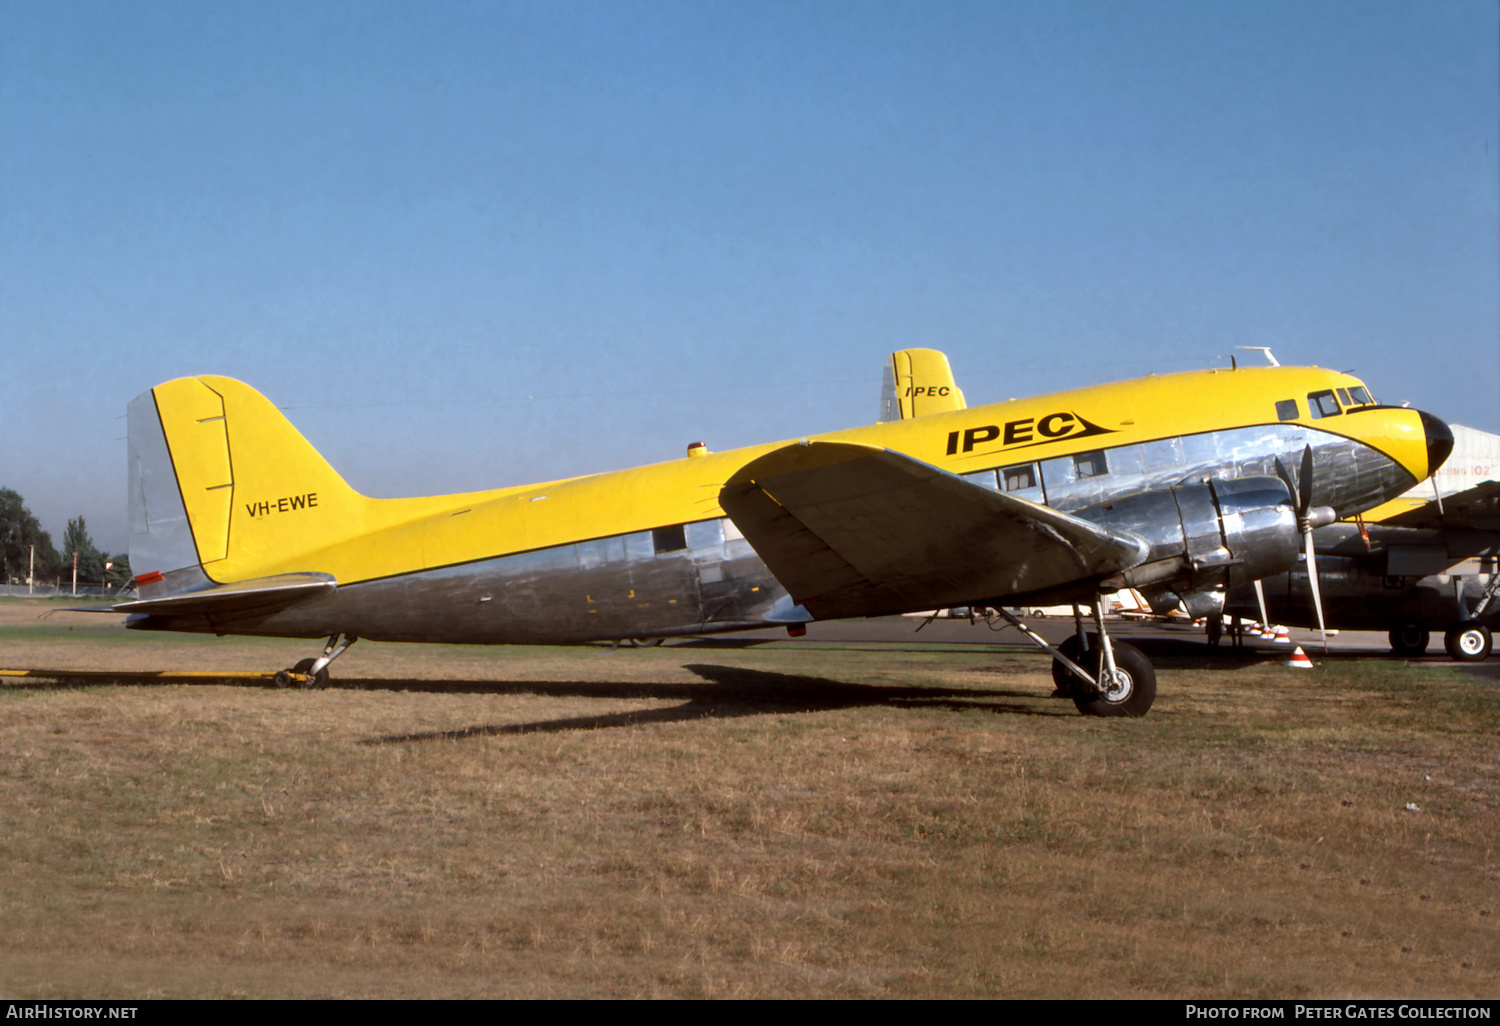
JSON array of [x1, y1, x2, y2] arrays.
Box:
[[114, 362, 1452, 716]]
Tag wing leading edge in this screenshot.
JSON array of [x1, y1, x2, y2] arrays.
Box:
[[718, 441, 1149, 620]]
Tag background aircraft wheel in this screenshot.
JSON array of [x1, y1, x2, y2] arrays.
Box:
[[1051, 633, 1097, 696], [1072, 642, 1156, 718], [1388, 625, 1430, 657], [1443, 621, 1492, 662], [290, 657, 330, 689]]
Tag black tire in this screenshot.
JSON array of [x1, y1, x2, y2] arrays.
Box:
[[1205, 613, 1223, 647], [1071, 641, 1157, 718], [1388, 625, 1431, 657], [1444, 621, 1492, 662], [1051, 632, 1098, 696], [291, 657, 330, 690], [272, 669, 294, 689]]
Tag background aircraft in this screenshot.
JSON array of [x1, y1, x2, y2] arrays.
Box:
[[1224, 425, 1500, 660], [110, 364, 1451, 717]]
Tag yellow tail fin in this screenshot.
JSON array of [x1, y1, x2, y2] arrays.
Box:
[[879, 348, 967, 421], [138, 376, 366, 580]]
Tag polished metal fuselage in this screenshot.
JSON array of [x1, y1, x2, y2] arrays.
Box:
[[130, 418, 1422, 643]]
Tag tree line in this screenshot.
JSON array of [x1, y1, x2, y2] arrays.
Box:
[[1, 487, 132, 587]]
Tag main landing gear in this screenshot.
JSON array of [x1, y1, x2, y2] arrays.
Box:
[[1386, 621, 1492, 662], [1445, 575, 1498, 662], [993, 598, 1157, 717], [1388, 576, 1498, 662], [274, 633, 358, 689], [1444, 621, 1492, 662]]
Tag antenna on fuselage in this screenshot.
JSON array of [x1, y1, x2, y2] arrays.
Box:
[[1235, 346, 1280, 367]]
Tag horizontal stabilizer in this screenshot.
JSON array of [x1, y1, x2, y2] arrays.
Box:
[[112, 572, 337, 617], [719, 441, 1148, 620]]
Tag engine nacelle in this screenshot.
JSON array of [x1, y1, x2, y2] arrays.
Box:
[[1074, 477, 1303, 617]]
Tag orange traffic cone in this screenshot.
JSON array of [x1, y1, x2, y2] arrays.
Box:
[[1272, 625, 1291, 644], [1285, 646, 1313, 669]]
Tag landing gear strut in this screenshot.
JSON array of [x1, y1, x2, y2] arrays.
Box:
[[994, 597, 1157, 717], [274, 634, 358, 689], [1443, 577, 1493, 662]]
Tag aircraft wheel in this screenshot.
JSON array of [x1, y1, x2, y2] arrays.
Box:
[[273, 669, 294, 689], [1072, 642, 1156, 718], [1388, 625, 1431, 657], [1051, 633, 1098, 697], [1444, 621, 1492, 662], [290, 657, 330, 689]]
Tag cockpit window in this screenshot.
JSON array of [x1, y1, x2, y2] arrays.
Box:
[[1348, 385, 1373, 406], [1275, 399, 1299, 421], [1307, 390, 1341, 418], [1336, 388, 1351, 406], [1074, 451, 1108, 478]]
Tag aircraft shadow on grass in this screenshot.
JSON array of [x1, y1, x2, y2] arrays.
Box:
[[359, 662, 1070, 745]]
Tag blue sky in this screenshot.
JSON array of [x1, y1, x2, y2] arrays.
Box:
[[3, 0, 1496, 554]]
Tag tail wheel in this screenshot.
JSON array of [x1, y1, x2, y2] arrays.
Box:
[[290, 657, 330, 689], [1388, 625, 1430, 657], [1444, 621, 1492, 662], [1071, 641, 1156, 718]]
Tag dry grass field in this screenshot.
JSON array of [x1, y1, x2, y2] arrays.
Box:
[[1, 599, 1497, 999]]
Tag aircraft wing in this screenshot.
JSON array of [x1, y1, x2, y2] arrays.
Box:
[[719, 441, 1149, 620], [112, 572, 337, 617], [1376, 480, 1500, 532]]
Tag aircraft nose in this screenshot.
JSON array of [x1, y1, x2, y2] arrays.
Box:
[[1420, 410, 1454, 476]]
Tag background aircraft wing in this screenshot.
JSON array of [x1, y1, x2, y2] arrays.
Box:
[[719, 441, 1148, 620], [1376, 480, 1500, 532]]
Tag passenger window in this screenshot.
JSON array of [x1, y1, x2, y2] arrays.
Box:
[[1276, 399, 1299, 421], [1074, 451, 1108, 478], [684, 519, 724, 551], [652, 524, 687, 553], [1307, 391, 1341, 418], [1002, 463, 1038, 491]]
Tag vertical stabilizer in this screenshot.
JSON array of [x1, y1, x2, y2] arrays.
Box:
[[881, 349, 967, 421], [129, 376, 367, 585]]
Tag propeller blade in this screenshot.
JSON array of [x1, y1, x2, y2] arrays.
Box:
[[1253, 577, 1271, 634], [1298, 446, 1315, 519], [1274, 456, 1298, 510]]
